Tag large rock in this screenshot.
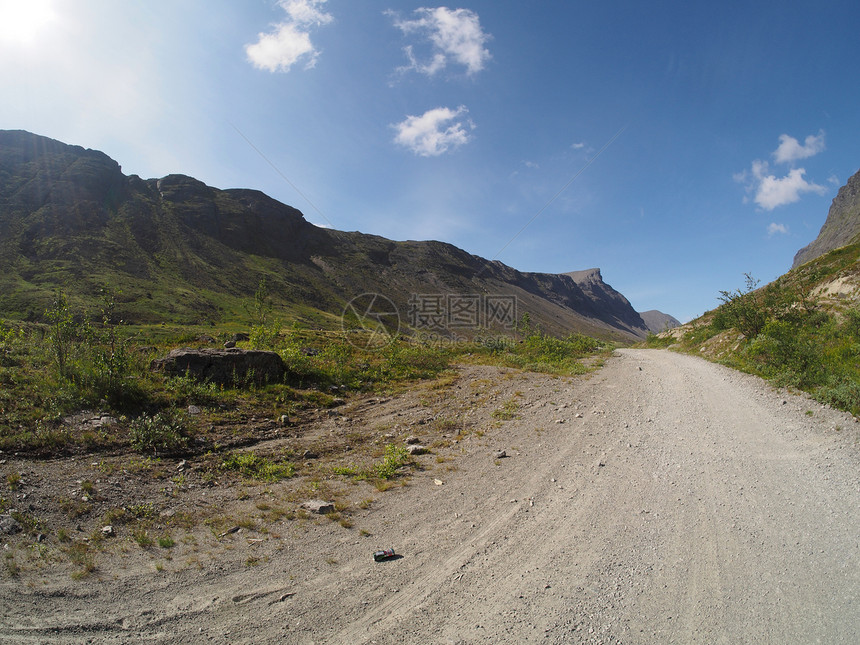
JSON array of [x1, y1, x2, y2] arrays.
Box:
[[150, 347, 286, 386]]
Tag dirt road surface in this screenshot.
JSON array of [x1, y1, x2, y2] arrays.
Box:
[[3, 349, 860, 643]]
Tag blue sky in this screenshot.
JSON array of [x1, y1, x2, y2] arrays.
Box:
[[2, 0, 859, 322]]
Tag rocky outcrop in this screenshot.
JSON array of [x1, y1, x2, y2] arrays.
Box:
[[150, 348, 287, 386], [563, 269, 649, 338], [793, 168, 860, 268]]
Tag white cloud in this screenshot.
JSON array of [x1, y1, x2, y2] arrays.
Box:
[[750, 163, 826, 210], [392, 106, 473, 156], [736, 132, 829, 210], [571, 142, 586, 150], [245, 0, 332, 73], [772, 130, 825, 164], [767, 222, 788, 236], [389, 7, 491, 76]]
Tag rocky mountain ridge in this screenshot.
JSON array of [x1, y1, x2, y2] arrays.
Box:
[[793, 167, 860, 268], [0, 130, 672, 340]]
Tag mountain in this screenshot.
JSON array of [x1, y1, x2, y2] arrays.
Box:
[[638, 310, 681, 333], [793, 168, 860, 268], [0, 130, 658, 340]]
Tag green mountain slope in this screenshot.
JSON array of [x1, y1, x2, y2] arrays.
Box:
[[0, 130, 653, 340]]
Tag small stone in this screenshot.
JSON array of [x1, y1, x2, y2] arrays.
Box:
[[223, 340, 236, 348], [434, 479, 444, 486], [494, 450, 507, 459], [301, 500, 334, 515], [302, 450, 318, 460], [279, 415, 290, 426], [407, 445, 428, 455], [177, 460, 187, 470], [188, 405, 201, 415], [554, 419, 565, 424], [405, 436, 421, 445], [101, 525, 115, 537]]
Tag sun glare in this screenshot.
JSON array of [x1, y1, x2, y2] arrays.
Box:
[[0, 0, 57, 45]]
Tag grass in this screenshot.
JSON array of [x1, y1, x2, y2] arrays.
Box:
[[332, 443, 413, 484], [1, 309, 609, 572], [491, 399, 520, 421], [1, 309, 608, 456], [6, 472, 21, 491], [220, 452, 295, 482]]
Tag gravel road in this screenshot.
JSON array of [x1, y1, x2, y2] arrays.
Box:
[[3, 349, 859, 643]]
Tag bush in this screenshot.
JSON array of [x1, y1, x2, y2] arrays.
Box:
[[373, 444, 411, 479], [817, 379, 860, 416], [130, 411, 188, 453], [716, 274, 769, 338]]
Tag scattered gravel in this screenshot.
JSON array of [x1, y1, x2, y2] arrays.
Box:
[[2, 349, 859, 643]]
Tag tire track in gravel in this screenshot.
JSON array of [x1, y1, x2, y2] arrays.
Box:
[[3, 350, 860, 644]]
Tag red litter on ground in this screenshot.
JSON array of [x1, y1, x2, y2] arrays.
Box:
[[373, 548, 396, 561]]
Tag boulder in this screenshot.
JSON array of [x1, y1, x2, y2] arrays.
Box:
[[150, 348, 286, 386]]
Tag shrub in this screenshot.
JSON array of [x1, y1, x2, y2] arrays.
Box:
[[45, 291, 81, 378], [373, 444, 411, 480], [130, 411, 188, 453], [716, 274, 768, 338]]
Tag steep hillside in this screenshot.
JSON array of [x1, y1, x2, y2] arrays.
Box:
[[0, 130, 654, 340], [793, 168, 860, 268], [654, 242, 860, 414]]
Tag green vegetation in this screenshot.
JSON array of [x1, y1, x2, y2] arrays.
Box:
[[649, 244, 860, 416], [1, 288, 607, 457], [220, 452, 295, 482], [492, 399, 520, 421], [129, 411, 189, 453], [468, 331, 608, 375], [373, 444, 412, 480], [332, 443, 414, 483]]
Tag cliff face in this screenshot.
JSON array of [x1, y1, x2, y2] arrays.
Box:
[[0, 130, 657, 339], [793, 168, 860, 268]]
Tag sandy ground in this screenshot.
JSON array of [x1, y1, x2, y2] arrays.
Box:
[[2, 349, 860, 644]]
